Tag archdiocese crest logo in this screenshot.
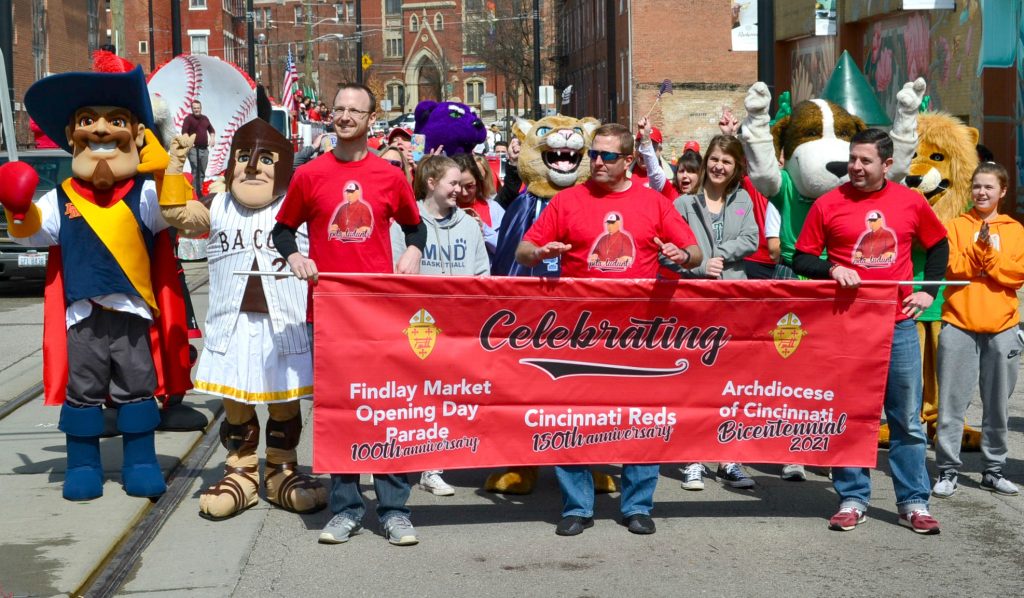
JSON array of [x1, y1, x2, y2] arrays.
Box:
[[403, 309, 441, 360], [771, 312, 807, 359]]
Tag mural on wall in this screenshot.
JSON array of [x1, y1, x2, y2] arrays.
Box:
[[790, 36, 836, 104], [861, 2, 981, 117]]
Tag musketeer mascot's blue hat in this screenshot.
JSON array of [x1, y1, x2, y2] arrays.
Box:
[[24, 62, 154, 154]]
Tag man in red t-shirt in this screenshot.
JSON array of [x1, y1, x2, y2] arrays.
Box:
[[272, 84, 427, 547], [516, 123, 701, 537], [793, 128, 949, 536]]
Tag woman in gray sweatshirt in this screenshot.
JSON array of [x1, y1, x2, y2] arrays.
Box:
[[667, 134, 758, 280]]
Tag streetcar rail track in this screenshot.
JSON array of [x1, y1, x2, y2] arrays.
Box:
[[2, 269, 216, 597]]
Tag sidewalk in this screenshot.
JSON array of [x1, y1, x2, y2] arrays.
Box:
[[0, 262, 221, 597]]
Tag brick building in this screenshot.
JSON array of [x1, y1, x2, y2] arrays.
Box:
[[556, 0, 757, 161], [3, 0, 102, 148]]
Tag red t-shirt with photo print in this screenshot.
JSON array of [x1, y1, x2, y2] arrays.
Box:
[[795, 181, 947, 319], [277, 151, 420, 317], [523, 180, 697, 279]]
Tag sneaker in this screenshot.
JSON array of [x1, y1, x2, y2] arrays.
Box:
[[898, 509, 941, 535], [318, 513, 362, 544], [828, 506, 866, 531], [624, 513, 656, 535], [555, 515, 594, 536], [419, 470, 455, 496], [717, 463, 755, 489], [681, 463, 705, 490], [382, 515, 419, 546], [981, 469, 1020, 496], [781, 464, 807, 481], [932, 470, 958, 498]]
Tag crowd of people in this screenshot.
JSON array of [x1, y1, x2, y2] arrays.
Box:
[[262, 83, 1022, 545]]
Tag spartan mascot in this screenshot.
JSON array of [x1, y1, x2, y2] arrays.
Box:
[[0, 63, 205, 501], [485, 114, 618, 495], [193, 117, 327, 520]]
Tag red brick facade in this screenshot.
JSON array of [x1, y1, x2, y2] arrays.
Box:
[[558, 0, 757, 160]]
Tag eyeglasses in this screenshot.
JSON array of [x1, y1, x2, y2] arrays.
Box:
[[386, 159, 404, 169], [333, 106, 371, 117], [587, 149, 627, 163]]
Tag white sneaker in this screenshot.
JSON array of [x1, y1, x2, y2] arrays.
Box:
[[419, 470, 455, 496], [781, 464, 807, 481], [932, 470, 958, 498], [981, 469, 1019, 496], [681, 463, 705, 490]]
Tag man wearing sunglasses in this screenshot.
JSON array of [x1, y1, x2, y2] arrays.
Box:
[[272, 83, 428, 547], [515, 123, 702, 537]]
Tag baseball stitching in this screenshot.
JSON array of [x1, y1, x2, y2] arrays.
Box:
[[173, 55, 204, 130], [208, 93, 257, 175]]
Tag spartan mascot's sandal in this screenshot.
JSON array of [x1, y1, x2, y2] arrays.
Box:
[[192, 116, 327, 520], [0, 58, 205, 501], [485, 114, 617, 495]]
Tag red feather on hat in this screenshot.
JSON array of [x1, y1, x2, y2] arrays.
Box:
[[92, 49, 135, 73]]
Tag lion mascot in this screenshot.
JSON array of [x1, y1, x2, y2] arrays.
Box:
[[900, 112, 980, 450], [192, 113, 327, 520], [485, 114, 619, 495]]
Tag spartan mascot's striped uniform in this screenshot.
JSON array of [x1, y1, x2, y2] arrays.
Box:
[[194, 118, 327, 520]]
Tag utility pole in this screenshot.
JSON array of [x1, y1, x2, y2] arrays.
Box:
[[305, 0, 313, 90], [147, 0, 155, 71], [111, 0, 125, 55], [0, 0, 12, 108], [532, 0, 541, 120], [171, 0, 182, 56], [355, 0, 363, 84], [246, 0, 256, 79]]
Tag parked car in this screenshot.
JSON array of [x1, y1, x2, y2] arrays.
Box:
[[388, 112, 416, 129], [0, 149, 73, 280]]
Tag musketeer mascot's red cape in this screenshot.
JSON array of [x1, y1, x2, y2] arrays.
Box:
[[0, 61, 207, 501]]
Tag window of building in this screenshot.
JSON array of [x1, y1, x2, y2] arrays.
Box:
[[434, 14, 443, 30], [190, 0, 207, 9], [465, 0, 483, 11], [294, 6, 303, 25], [465, 29, 485, 55], [465, 79, 484, 105], [87, 0, 100, 52], [387, 82, 405, 110], [385, 0, 401, 15], [410, 14, 418, 32], [138, 40, 148, 54], [189, 32, 210, 55], [384, 31, 403, 58]]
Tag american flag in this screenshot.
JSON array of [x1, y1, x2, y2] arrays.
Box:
[[282, 49, 299, 112]]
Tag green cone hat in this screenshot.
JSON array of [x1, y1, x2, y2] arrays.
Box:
[[821, 50, 891, 127]]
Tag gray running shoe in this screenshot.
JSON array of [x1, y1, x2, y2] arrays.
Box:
[[981, 470, 1019, 496], [318, 513, 362, 544], [781, 464, 807, 481], [931, 470, 958, 498], [383, 515, 419, 546]]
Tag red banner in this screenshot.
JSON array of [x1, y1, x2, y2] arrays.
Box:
[[312, 276, 897, 473]]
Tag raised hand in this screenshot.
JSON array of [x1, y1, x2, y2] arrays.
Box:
[[744, 82, 771, 117]]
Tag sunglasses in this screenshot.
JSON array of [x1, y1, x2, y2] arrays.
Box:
[[386, 159, 404, 169], [587, 149, 627, 163]]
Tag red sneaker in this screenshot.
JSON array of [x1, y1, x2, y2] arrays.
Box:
[[898, 509, 941, 535], [828, 506, 865, 531]]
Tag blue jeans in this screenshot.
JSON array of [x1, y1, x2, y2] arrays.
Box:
[[832, 318, 931, 514], [555, 464, 659, 519], [306, 324, 413, 523], [329, 473, 411, 522]]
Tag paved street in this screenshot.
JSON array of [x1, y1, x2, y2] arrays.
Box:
[[0, 265, 1022, 597]]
